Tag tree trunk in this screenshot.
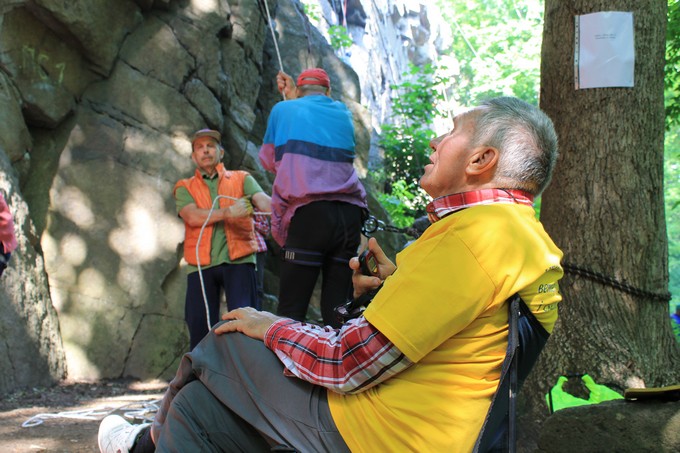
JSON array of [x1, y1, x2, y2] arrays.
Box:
[[519, 0, 679, 449]]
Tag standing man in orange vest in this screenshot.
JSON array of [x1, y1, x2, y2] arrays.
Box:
[[174, 129, 271, 350]]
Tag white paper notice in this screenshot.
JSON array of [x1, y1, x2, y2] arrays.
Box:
[[575, 11, 635, 89]]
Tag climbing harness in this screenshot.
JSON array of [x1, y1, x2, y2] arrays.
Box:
[[196, 195, 270, 331]]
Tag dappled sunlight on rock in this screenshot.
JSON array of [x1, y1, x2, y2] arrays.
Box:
[[662, 412, 680, 446], [173, 133, 193, 159], [63, 340, 101, 381], [140, 95, 170, 129], [192, 0, 220, 14], [109, 191, 183, 263], [55, 185, 96, 229], [49, 284, 67, 311], [109, 206, 160, 263], [117, 264, 149, 302], [58, 143, 73, 168], [158, 216, 185, 251], [77, 268, 107, 300], [52, 258, 77, 290], [61, 233, 87, 266], [42, 233, 78, 291], [41, 233, 57, 267]]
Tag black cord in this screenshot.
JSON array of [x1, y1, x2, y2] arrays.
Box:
[[562, 262, 671, 303]]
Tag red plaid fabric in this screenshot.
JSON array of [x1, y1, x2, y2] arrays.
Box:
[[265, 317, 411, 394], [253, 214, 270, 253], [426, 189, 534, 223]]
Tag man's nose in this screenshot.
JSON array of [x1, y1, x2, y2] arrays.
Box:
[[429, 134, 444, 151]]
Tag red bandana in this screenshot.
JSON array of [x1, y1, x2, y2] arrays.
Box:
[[425, 189, 534, 223]]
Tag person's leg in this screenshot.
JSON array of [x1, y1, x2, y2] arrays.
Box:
[[153, 330, 349, 452], [255, 251, 267, 310], [156, 380, 272, 452], [276, 203, 327, 321], [185, 266, 223, 350], [319, 203, 363, 326], [221, 263, 258, 310], [319, 258, 353, 327], [130, 428, 155, 453], [277, 257, 321, 321]]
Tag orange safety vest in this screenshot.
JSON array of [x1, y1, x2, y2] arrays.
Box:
[[174, 164, 257, 265]]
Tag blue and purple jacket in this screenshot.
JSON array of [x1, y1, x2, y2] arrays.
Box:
[[259, 94, 367, 246]]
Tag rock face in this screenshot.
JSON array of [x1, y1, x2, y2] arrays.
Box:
[[0, 152, 66, 394], [0, 0, 442, 388]]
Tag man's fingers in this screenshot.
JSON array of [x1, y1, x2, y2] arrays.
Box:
[[367, 237, 387, 261], [214, 320, 236, 335]]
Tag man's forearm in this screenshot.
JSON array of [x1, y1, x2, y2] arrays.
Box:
[[265, 317, 412, 394]]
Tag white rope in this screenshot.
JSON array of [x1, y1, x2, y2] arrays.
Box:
[[262, 0, 287, 100], [122, 399, 161, 423], [21, 398, 162, 428], [196, 195, 271, 331], [22, 408, 112, 428], [263, 0, 285, 73]]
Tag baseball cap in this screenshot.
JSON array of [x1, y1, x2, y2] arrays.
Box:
[[296, 68, 330, 88], [191, 129, 221, 145]]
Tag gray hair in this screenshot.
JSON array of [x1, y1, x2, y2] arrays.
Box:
[[470, 97, 559, 195]]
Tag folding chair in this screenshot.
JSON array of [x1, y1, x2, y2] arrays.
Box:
[[473, 294, 551, 453]]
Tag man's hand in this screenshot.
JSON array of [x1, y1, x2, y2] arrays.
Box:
[[214, 307, 282, 340], [224, 198, 252, 219], [349, 237, 396, 299], [277, 71, 297, 100]]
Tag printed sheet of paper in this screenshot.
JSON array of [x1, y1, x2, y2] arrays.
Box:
[[574, 11, 634, 89]]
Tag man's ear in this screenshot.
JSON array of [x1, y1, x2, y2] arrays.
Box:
[[466, 147, 499, 176]]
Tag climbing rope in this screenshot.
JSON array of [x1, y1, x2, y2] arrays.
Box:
[[562, 262, 672, 303], [21, 398, 161, 428], [259, 0, 288, 100], [196, 195, 270, 331], [261, 0, 285, 74], [22, 408, 111, 428]]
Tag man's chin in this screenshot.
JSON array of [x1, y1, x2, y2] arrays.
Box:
[[419, 178, 432, 196]]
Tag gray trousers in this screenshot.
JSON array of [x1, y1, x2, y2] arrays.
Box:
[[151, 324, 351, 452]]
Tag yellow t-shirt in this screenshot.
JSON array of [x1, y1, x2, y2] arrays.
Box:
[[328, 203, 563, 452]]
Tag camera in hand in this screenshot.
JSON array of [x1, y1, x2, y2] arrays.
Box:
[[335, 250, 381, 322], [359, 249, 379, 277]]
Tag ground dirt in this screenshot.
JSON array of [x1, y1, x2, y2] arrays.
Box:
[[0, 379, 167, 452]]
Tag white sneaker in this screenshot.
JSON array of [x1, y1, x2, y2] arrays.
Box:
[[98, 414, 150, 453]]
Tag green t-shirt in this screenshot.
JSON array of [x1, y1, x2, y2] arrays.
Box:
[[175, 173, 263, 272]]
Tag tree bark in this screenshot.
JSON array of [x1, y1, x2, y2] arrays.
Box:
[[519, 0, 679, 449]]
